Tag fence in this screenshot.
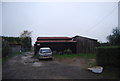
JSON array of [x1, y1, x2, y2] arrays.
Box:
[[2, 48, 31, 58]]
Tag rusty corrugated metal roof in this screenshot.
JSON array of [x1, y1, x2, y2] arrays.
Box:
[[37, 37, 72, 39], [36, 40, 76, 43]]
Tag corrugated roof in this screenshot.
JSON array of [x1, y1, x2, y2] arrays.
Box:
[[37, 37, 72, 39], [36, 40, 76, 43]]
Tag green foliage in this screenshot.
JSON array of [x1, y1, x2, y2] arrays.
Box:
[[96, 47, 120, 67], [102, 66, 120, 79], [20, 37, 32, 51], [2, 39, 11, 57], [19, 30, 32, 51], [64, 49, 72, 54], [53, 53, 96, 59], [2, 36, 32, 57], [2, 36, 21, 44], [107, 27, 120, 45], [97, 46, 120, 48], [20, 30, 32, 37]]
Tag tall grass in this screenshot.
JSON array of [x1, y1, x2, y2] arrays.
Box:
[[53, 53, 96, 59]]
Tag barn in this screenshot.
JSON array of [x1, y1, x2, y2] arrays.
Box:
[[34, 36, 98, 55], [34, 37, 77, 55], [73, 35, 98, 54]]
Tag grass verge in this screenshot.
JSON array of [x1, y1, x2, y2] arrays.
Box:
[[53, 53, 96, 59]]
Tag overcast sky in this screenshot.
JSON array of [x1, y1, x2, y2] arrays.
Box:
[[1, 2, 118, 45]]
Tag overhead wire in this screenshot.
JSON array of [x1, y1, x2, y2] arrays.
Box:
[[81, 3, 119, 35]]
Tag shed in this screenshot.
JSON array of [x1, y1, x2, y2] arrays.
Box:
[[34, 37, 77, 55], [73, 35, 98, 53]]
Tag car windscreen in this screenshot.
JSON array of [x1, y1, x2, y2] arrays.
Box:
[[39, 49, 51, 53]]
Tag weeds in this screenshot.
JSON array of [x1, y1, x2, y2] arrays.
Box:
[[53, 53, 96, 59]]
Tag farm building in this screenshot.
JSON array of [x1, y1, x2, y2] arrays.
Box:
[[34, 37, 77, 55], [34, 36, 98, 54], [73, 35, 98, 53]]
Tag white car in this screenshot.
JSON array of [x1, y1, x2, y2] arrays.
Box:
[[38, 47, 53, 60]]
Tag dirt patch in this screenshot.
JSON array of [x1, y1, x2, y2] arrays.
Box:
[[32, 62, 43, 67], [2, 52, 103, 79], [56, 57, 96, 68]]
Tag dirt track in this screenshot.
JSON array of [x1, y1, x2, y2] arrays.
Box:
[[2, 52, 103, 79]]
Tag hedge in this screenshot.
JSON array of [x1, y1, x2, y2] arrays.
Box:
[[2, 36, 32, 57], [96, 46, 120, 67]]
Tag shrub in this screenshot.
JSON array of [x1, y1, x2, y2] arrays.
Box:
[[64, 49, 72, 54], [2, 39, 11, 57], [96, 46, 120, 67]]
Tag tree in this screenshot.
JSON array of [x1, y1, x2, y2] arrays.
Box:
[[107, 27, 120, 45], [20, 30, 32, 37], [20, 30, 32, 51]]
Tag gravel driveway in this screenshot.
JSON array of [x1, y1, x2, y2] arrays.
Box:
[[2, 52, 103, 79]]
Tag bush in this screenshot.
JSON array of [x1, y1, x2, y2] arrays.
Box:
[[96, 46, 120, 67], [64, 49, 72, 54], [20, 37, 32, 51], [107, 27, 120, 45], [2, 36, 32, 52], [2, 39, 11, 57]]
